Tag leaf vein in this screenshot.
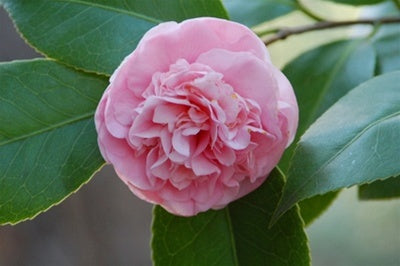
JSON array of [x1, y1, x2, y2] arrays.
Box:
[[56, 0, 161, 23], [289, 110, 400, 203], [0, 112, 94, 147]]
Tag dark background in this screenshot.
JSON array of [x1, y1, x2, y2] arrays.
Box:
[[0, 7, 153, 266]]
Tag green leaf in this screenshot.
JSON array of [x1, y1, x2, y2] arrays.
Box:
[[359, 176, 400, 200], [0, 59, 107, 225], [279, 39, 376, 174], [277, 39, 375, 224], [373, 26, 400, 74], [367, 1, 400, 74], [298, 191, 339, 226], [2, 0, 228, 75], [321, 0, 387, 5], [222, 0, 296, 27], [152, 169, 310, 266], [272, 71, 400, 224]]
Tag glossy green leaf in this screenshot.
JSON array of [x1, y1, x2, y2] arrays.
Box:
[[321, 0, 387, 5], [222, 0, 295, 27], [0, 59, 107, 225], [272, 71, 400, 224], [373, 26, 400, 74], [277, 39, 375, 224], [359, 176, 400, 200], [279, 39, 376, 173], [152, 169, 310, 266], [2, 0, 228, 75], [299, 191, 339, 226]]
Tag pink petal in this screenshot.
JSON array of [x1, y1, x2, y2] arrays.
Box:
[[104, 82, 141, 138], [271, 66, 299, 146], [130, 99, 163, 138], [218, 166, 238, 188], [150, 160, 171, 181], [196, 49, 280, 135], [191, 179, 220, 203], [163, 199, 195, 217], [153, 103, 186, 124], [223, 127, 251, 150], [160, 128, 172, 154], [191, 154, 220, 176], [170, 166, 193, 190], [172, 131, 191, 157], [252, 130, 286, 179], [188, 107, 208, 124], [159, 182, 191, 202], [213, 145, 236, 166], [182, 127, 201, 136], [118, 18, 270, 98], [168, 150, 187, 163], [98, 127, 152, 190], [94, 92, 107, 133], [193, 131, 210, 157]]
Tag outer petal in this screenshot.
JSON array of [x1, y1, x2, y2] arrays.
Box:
[[272, 66, 299, 146], [232, 130, 288, 202], [114, 17, 270, 96], [104, 81, 142, 139], [97, 121, 158, 193]]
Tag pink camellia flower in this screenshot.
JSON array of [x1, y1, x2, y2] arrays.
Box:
[[95, 17, 298, 216]]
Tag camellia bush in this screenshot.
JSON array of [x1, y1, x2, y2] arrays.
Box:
[[1, 0, 399, 265]]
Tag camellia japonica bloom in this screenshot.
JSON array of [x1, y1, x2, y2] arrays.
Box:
[[95, 17, 298, 216]]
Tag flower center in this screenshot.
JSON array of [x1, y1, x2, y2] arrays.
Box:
[[127, 59, 266, 190]]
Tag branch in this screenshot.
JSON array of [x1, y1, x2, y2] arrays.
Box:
[[263, 16, 400, 46]]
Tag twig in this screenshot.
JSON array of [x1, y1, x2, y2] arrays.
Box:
[[263, 16, 400, 46]]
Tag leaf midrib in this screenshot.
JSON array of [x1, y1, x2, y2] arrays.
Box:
[[57, 0, 162, 24], [224, 207, 240, 266], [285, 109, 400, 208], [0, 111, 95, 147]]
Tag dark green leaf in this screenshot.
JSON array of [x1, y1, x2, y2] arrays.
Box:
[[373, 26, 400, 74], [321, 0, 387, 5], [298, 191, 339, 226], [0, 59, 107, 225], [277, 39, 375, 224], [2, 0, 228, 75], [280, 39, 376, 173], [272, 71, 400, 224], [222, 0, 295, 27], [359, 176, 400, 200], [152, 169, 310, 266], [370, 2, 400, 74]]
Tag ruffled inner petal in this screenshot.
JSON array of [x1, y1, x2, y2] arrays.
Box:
[[97, 36, 297, 216]]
